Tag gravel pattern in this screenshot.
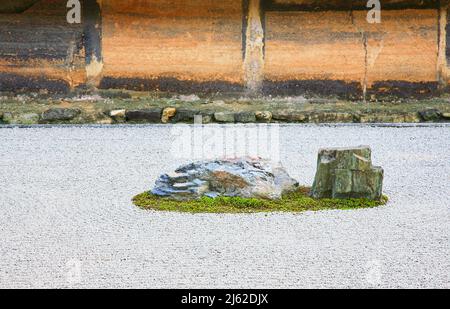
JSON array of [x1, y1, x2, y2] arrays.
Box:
[[0, 124, 449, 289]]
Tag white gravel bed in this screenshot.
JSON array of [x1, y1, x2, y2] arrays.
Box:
[[0, 124, 449, 288]]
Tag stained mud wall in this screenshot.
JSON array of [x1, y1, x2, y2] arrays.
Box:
[[264, 8, 439, 98], [0, 0, 449, 98], [100, 0, 244, 93], [0, 0, 86, 93]]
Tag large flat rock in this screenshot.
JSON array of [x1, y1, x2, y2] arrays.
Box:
[[152, 158, 299, 200]]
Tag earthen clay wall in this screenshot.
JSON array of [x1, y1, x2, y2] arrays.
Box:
[[0, 0, 448, 98]]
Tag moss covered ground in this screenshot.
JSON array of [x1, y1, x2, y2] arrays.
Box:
[[133, 187, 389, 214]]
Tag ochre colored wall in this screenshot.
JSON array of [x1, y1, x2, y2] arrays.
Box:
[[100, 0, 243, 88], [265, 9, 439, 96], [356, 9, 438, 85], [0, 0, 448, 98], [0, 0, 85, 92], [265, 11, 366, 83]]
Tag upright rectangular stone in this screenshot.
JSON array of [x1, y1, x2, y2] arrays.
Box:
[[311, 146, 384, 201]]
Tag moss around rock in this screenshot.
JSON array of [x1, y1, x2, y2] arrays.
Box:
[[133, 187, 388, 214]]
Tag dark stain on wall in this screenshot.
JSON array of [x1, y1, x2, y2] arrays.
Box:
[[0, 73, 70, 93], [262, 80, 363, 99], [99, 77, 245, 94], [0, 15, 84, 61], [368, 81, 439, 99], [263, 0, 439, 11], [262, 79, 440, 99], [0, 0, 40, 13]]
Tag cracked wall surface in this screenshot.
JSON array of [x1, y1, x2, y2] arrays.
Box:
[[264, 8, 439, 98]]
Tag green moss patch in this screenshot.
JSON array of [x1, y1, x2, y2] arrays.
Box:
[[133, 187, 388, 214]]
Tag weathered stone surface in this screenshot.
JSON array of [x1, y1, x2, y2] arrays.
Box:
[[419, 109, 442, 122], [357, 112, 420, 123], [309, 112, 354, 123], [178, 94, 200, 102], [255, 111, 273, 122], [212, 100, 226, 105], [442, 112, 450, 120], [235, 112, 256, 123], [272, 110, 308, 122], [200, 113, 214, 124], [109, 109, 126, 122], [171, 108, 197, 123], [41, 108, 80, 122], [126, 109, 162, 123], [110, 109, 125, 117], [152, 158, 299, 200], [311, 146, 384, 200], [170, 109, 213, 123], [214, 112, 235, 123], [2, 112, 39, 125], [162, 107, 177, 123]]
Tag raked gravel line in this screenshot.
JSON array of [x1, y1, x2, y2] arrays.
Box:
[[0, 124, 449, 289]]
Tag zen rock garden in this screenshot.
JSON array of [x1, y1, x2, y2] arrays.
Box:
[[133, 146, 387, 213]]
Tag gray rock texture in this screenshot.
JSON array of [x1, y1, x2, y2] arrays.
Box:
[[125, 109, 162, 123], [170, 109, 214, 123], [419, 109, 442, 122], [235, 112, 256, 123], [41, 108, 80, 122], [214, 112, 235, 123], [2, 112, 39, 125], [311, 146, 383, 200], [152, 158, 298, 200]]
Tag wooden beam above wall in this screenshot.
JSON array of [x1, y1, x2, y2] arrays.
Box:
[[263, 0, 439, 11]]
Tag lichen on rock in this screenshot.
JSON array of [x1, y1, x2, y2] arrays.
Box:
[[151, 158, 299, 201], [311, 146, 384, 200]]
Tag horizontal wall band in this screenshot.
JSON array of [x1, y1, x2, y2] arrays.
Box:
[[99, 77, 245, 94], [0, 73, 71, 93], [263, 0, 439, 11]]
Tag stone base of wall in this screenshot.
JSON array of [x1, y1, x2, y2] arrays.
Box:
[[1, 91, 449, 125]]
